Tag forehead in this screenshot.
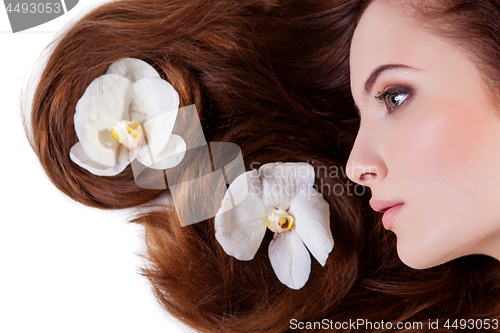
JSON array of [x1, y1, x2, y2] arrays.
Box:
[[349, 1, 436, 97]]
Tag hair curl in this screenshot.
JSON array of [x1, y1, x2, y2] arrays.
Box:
[[25, 0, 500, 332]]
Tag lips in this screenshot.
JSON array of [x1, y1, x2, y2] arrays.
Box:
[[370, 199, 404, 230], [370, 199, 404, 213]]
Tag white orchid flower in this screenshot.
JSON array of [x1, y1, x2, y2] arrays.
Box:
[[69, 58, 186, 176], [215, 162, 333, 289]]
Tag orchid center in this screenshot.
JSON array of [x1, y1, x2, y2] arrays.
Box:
[[267, 209, 294, 234], [111, 120, 142, 148]]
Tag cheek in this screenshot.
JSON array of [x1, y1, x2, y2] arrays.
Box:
[[393, 95, 497, 202], [389, 97, 500, 266]]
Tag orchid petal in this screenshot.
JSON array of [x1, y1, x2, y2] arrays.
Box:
[[215, 170, 269, 260], [289, 187, 333, 266], [74, 74, 134, 167], [259, 162, 315, 211], [106, 58, 161, 81], [129, 77, 179, 126], [139, 134, 186, 169], [268, 230, 311, 289], [69, 141, 131, 176], [134, 85, 179, 158]]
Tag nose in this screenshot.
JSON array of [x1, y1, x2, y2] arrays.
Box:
[[346, 127, 387, 187]]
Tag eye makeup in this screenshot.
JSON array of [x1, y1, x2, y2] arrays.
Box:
[[374, 85, 413, 114]]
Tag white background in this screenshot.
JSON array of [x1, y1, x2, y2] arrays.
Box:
[[1, 1, 194, 332]]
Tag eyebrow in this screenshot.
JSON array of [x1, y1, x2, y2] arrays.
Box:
[[363, 64, 417, 95]]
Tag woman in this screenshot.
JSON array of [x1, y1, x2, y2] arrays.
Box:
[[347, 0, 500, 270], [24, 0, 500, 331]]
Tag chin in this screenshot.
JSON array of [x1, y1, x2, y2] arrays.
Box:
[[395, 239, 450, 270]]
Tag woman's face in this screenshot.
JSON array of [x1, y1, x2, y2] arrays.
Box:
[[347, 0, 500, 268]]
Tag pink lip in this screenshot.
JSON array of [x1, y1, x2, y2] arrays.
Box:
[[369, 199, 404, 230], [380, 204, 403, 229]]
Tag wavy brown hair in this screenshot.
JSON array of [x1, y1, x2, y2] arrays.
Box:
[[25, 0, 500, 332]]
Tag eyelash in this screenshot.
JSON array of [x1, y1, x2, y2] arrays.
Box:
[[375, 87, 412, 114]]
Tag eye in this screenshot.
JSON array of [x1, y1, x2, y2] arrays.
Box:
[[375, 88, 411, 113]]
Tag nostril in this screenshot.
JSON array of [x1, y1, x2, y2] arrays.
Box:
[[359, 172, 377, 182]]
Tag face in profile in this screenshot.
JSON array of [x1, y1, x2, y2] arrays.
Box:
[[347, 0, 500, 268]]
